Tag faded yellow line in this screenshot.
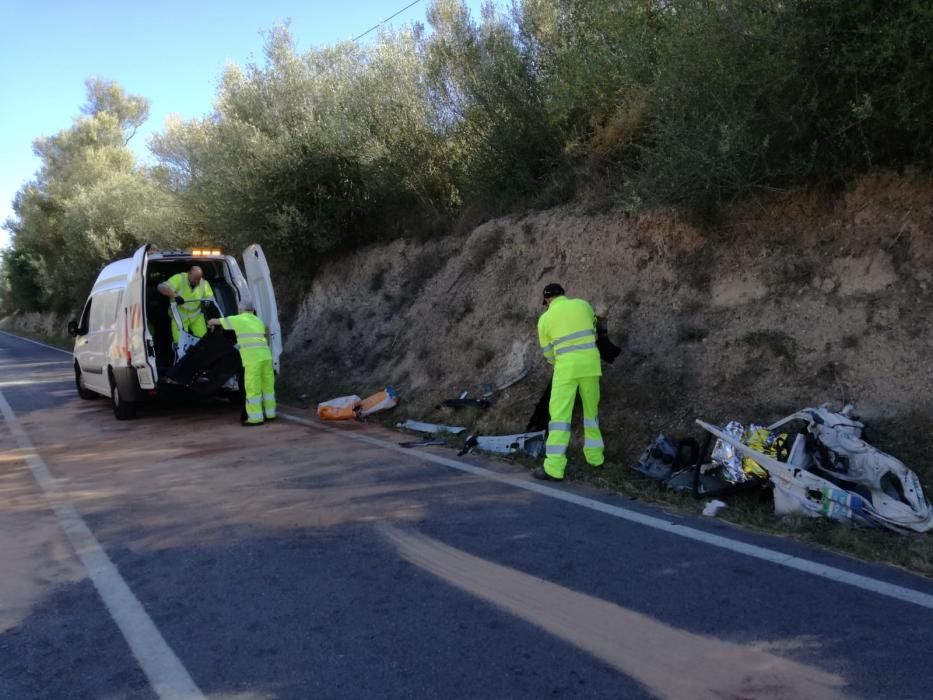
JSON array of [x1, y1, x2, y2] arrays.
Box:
[[380, 525, 847, 700]]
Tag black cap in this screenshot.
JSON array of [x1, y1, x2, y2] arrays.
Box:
[[542, 283, 565, 299]]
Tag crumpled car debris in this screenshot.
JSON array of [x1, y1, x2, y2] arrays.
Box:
[[458, 431, 546, 459], [634, 435, 679, 481], [318, 386, 399, 420], [769, 405, 933, 532], [710, 421, 770, 482], [697, 403, 933, 533], [633, 435, 699, 482]]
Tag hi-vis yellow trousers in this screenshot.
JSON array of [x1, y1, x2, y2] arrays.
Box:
[[243, 359, 276, 425], [543, 375, 604, 479]]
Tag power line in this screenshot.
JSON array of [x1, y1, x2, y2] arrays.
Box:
[[353, 0, 424, 41]]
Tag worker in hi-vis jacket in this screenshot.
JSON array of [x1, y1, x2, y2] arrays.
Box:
[[533, 283, 605, 481], [158, 266, 214, 344], [207, 304, 276, 426]]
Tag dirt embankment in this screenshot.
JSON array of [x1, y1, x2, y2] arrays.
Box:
[[8, 174, 930, 480], [283, 173, 933, 475]]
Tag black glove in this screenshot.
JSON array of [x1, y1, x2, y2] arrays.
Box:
[[174, 296, 185, 305]]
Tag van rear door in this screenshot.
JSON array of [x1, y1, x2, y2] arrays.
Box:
[[125, 244, 157, 387], [242, 244, 282, 371]]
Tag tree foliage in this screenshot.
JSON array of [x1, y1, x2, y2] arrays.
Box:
[[4, 1, 932, 313], [150, 25, 450, 264], [4, 79, 179, 312]]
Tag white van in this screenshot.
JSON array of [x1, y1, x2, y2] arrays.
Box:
[[68, 243, 282, 420]]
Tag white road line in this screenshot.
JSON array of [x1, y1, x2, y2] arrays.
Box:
[[0, 377, 75, 388], [0, 329, 73, 355], [0, 390, 205, 700], [280, 412, 933, 611]]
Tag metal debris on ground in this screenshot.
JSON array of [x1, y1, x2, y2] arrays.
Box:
[[396, 419, 467, 435], [458, 431, 546, 459]]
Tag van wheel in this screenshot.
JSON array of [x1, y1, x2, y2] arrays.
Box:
[[74, 365, 98, 400], [110, 372, 137, 420]]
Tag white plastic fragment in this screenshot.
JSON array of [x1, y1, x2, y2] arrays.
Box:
[[462, 431, 546, 459], [702, 500, 728, 517], [396, 419, 467, 435]]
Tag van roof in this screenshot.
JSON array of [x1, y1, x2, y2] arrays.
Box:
[[92, 258, 133, 294], [149, 249, 226, 260], [91, 248, 229, 294]]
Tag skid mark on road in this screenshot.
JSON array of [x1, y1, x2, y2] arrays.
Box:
[[381, 524, 848, 700]]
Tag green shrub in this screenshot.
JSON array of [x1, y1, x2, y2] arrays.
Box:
[[5, 1, 932, 313]]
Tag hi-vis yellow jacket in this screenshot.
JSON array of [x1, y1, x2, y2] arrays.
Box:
[[537, 296, 601, 380], [165, 273, 214, 321], [220, 313, 272, 365]]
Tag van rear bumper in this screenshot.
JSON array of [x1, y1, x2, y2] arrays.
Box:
[[112, 366, 146, 402]]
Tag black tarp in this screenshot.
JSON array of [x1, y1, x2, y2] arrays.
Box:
[[163, 329, 242, 395]]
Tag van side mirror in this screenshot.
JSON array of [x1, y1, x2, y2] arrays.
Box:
[[68, 320, 80, 337]]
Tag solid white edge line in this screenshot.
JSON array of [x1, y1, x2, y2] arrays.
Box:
[[280, 412, 933, 611], [0, 389, 205, 700], [0, 329, 73, 356]]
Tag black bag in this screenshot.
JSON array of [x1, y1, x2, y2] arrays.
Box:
[[164, 330, 242, 394]]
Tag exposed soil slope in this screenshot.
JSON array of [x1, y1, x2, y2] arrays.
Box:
[[284, 174, 932, 479]]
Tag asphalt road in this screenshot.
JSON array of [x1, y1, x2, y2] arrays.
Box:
[[1, 330, 933, 699]]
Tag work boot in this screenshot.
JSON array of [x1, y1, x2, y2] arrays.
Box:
[[532, 467, 562, 482]]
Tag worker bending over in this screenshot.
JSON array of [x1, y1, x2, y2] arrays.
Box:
[[158, 266, 214, 344], [534, 283, 604, 481], [208, 304, 276, 426]]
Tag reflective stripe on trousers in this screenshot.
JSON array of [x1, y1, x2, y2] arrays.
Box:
[[245, 398, 264, 423], [543, 375, 604, 479]]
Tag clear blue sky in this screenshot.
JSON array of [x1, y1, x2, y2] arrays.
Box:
[[0, 0, 494, 247]]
